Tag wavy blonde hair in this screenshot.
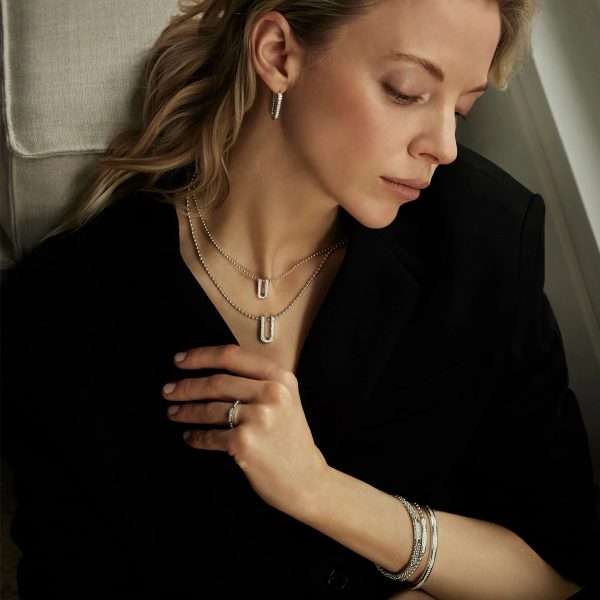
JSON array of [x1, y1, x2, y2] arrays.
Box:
[[43, 0, 539, 240]]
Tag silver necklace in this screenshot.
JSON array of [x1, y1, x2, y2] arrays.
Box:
[[190, 175, 347, 299], [184, 184, 347, 344]]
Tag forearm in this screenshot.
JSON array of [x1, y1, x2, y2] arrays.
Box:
[[294, 466, 582, 600]]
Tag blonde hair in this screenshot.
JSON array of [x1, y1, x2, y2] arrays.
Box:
[[43, 0, 539, 240]]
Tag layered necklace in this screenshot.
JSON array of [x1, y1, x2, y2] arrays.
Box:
[[184, 175, 348, 344]]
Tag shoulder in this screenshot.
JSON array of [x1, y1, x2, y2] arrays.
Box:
[[389, 144, 545, 314], [1, 192, 175, 328], [403, 143, 543, 258], [441, 142, 534, 202], [423, 142, 538, 226]]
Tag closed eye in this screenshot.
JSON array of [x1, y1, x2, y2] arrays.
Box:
[[384, 84, 420, 105], [384, 84, 470, 122]]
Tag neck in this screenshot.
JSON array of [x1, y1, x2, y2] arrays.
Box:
[[190, 111, 348, 278]]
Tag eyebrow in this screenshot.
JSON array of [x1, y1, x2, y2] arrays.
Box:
[[385, 51, 489, 93]]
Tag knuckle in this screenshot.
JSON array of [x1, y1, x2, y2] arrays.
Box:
[[255, 403, 272, 425], [263, 381, 286, 404], [180, 378, 194, 396], [235, 427, 252, 450], [177, 348, 195, 367], [201, 430, 212, 448], [221, 344, 240, 366], [206, 374, 225, 396]]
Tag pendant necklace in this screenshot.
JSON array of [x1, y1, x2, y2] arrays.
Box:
[[190, 177, 347, 299], [184, 181, 347, 344]]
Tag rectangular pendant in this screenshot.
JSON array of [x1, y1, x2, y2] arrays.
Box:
[[257, 278, 270, 299], [259, 315, 275, 343]]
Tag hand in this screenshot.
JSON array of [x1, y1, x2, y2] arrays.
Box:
[[161, 344, 330, 517]]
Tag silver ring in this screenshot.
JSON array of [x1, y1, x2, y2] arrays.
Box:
[[227, 400, 241, 429]]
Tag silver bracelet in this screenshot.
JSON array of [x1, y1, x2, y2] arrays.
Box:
[[413, 502, 428, 560], [406, 505, 438, 590], [374, 495, 424, 581]]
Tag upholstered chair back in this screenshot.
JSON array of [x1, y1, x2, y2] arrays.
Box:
[[0, 0, 178, 275]]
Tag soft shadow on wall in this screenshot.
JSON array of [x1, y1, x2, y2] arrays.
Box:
[[456, 0, 600, 480]]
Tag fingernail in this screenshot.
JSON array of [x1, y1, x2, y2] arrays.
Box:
[[183, 430, 191, 440], [174, 352, 187, 363], [167, 405, 180, 416], [163, 382, 176, 394]]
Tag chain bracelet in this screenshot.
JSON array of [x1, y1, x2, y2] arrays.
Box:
[[406, 505, 438, 590], [374, 495, 424, 582]]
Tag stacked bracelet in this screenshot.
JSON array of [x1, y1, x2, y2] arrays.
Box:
[[374, 495, 438, 588], [407, 505, 438, 590], [413, 502, 428, 560], [374, 495, 424, 581]]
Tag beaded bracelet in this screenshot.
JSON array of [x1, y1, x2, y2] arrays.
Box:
[[406, 505, 438, 590], [374, 495, 424, 581], [413, 502, 428, 560]]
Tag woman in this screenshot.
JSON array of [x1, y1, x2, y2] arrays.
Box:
[[2, 0, 599, 598]]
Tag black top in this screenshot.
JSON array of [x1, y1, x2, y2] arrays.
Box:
[[2, 144, 599, 599]]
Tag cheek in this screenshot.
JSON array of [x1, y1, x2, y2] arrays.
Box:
[[286, 70, 385, 186]]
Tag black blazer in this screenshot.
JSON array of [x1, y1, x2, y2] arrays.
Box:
[[2, 144, 599, 599]]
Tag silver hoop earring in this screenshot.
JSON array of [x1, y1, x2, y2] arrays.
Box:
[[270, 91, 283, 120]]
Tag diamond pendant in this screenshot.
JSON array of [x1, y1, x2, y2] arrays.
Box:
[[257, 278, 270, 299], [259, 315, 275, 343]]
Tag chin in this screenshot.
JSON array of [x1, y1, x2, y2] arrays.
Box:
[[348, 202, 403, 230]]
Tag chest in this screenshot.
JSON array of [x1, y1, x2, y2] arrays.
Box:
[[176, 207, 347, 374]]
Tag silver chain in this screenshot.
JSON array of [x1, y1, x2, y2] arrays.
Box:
[[184, 178, 347, 322], [190, 173, 347, 283]]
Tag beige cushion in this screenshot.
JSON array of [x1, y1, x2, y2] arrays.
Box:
[[1, 0, 178, 270]]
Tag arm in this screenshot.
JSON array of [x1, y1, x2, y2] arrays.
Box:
[[296, 465, 581, 600], [290, 193, 599, 599], [165, 328, 594, 600], [162, 193, 599, 598], [303, 196, 600, 599]]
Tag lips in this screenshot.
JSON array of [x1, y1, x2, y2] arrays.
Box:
[[380, 177, 422, 201], [381, 176, 430, 190]]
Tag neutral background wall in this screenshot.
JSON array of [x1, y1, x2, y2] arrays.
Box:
[[457, 0, 600, 480]]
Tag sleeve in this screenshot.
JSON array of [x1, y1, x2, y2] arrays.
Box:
[[447, 193, 600, 590], [1, 266, 146, 599]]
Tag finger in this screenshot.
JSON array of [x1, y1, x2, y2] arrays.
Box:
[[167, 400, 241, 427], [162, 372, 260, 403], [172, 344, 294, 386], [183, 427, 233, 452]]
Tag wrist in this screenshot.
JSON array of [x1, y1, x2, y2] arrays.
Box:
[[290, 463, 337, 524]]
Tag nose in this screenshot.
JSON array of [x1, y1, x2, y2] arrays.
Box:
[[410, 109, 458, 166]]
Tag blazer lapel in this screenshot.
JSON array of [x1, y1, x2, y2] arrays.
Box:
[[296, 205, 423, 457]]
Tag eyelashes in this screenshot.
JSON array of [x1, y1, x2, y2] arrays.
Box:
[[383, 84, 419, 105], [383, 84, 470, 122]]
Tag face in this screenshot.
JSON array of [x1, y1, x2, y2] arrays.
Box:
[[282, 0, 501, 228]]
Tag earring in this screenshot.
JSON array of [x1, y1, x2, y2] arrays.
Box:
[[270, 91, 283, 120]]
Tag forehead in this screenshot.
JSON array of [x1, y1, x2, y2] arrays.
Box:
[[335, 0, 501, 80]]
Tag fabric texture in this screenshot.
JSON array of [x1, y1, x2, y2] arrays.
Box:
[[2, 0, 177, 156], [2, 145, 599, 599], [0, 0, 177, 271], [1, 153, 101, 270]]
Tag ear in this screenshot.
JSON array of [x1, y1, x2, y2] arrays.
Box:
[[249, 11, 304, 94]]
